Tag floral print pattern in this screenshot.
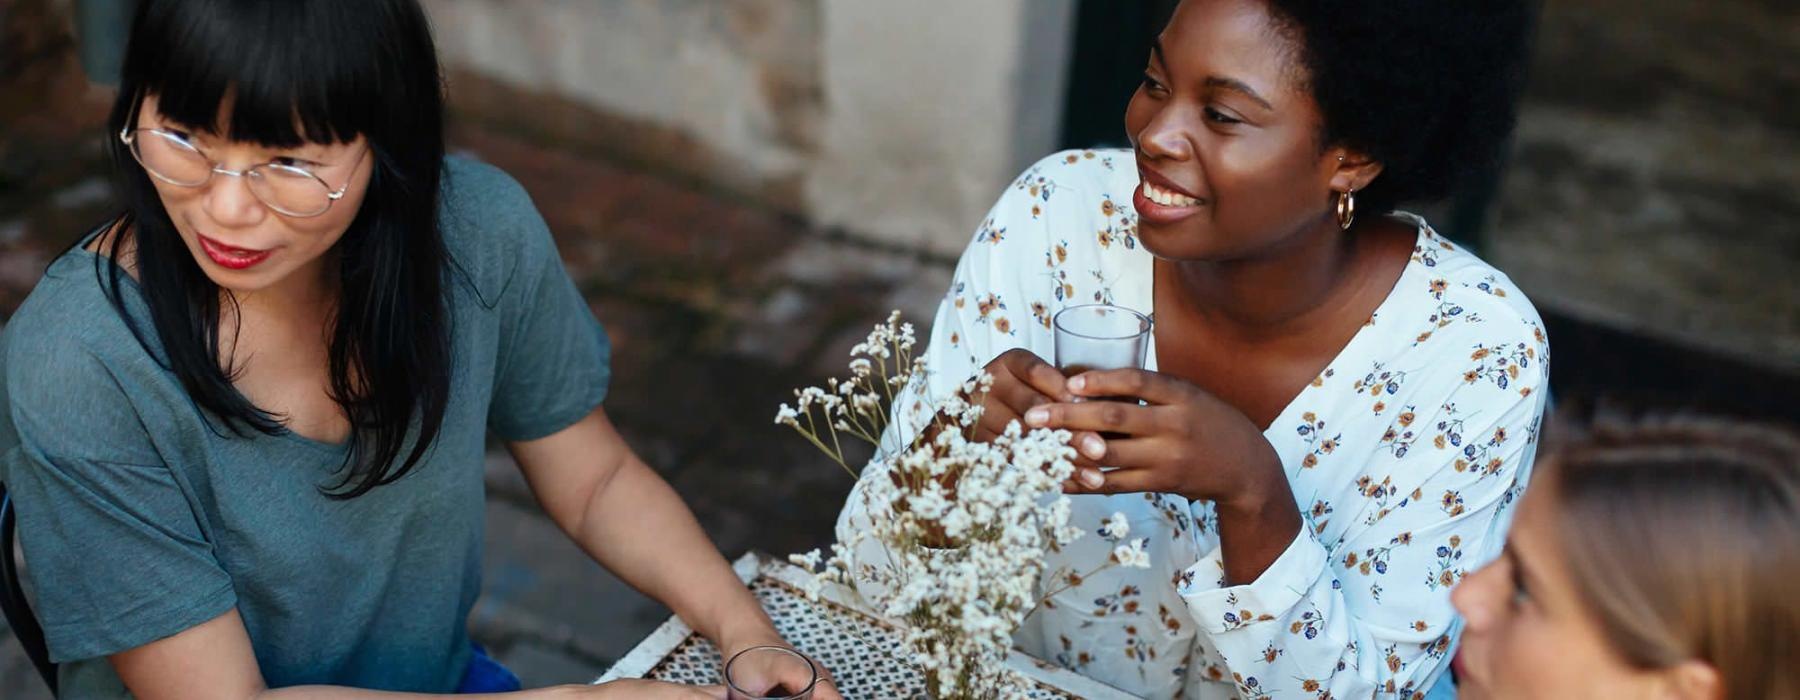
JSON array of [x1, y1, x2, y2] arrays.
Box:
[[838, 150, 1551, 699]]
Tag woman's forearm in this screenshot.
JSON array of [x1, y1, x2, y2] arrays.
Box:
[[1210, 445, 1303, 586], [571, 453, 777, 650]]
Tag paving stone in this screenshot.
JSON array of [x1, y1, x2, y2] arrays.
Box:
[[494, 638, 609, 689], [763, 235, 926, 288], [881, 264, 955, 328], [0, 625, 53, 700], [473, 498, 669, 666], [1485, 0, 1800, 368], [729, 285, 828, 368]]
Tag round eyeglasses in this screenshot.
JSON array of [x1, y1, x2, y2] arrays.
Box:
[[119, 127, 366, 218]]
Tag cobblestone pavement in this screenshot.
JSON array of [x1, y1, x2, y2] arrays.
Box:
[[0, 0, 1794, 696]]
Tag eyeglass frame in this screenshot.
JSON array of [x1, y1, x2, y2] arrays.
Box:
[[118, 126, 369, 218]]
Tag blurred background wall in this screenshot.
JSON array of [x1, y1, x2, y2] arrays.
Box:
[[0, 0, 1794, 695], [429, 0, 1078, 255]]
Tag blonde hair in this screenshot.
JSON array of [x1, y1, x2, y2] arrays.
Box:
[[1547, 415, 1798, 700]]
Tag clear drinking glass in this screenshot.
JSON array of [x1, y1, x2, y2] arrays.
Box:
[[1054, 304, 1152, 440], [724, 645, 817, 700], [1053, 303, 1152, 376]]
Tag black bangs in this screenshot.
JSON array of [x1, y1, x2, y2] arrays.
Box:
[[122, 0, 386, 147], [100, 0, 453, 499]]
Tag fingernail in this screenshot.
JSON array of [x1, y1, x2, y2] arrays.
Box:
[[1081, 434, 1106, 459], [1068, 376, 1086, 392], [1024, 407, 1048, 426], [1079, 468, 1104, 489]]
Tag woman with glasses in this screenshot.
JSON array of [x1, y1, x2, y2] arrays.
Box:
[[1452, 415, 1797, 700], [0, 1, 836, 698]]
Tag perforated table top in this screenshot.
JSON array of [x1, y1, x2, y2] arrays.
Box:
[[595, 553, 1137, 699]]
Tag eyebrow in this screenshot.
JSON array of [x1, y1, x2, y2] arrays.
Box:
[[1150, 37, 1276, 112]]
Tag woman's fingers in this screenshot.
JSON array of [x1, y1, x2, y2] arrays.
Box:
[[974, 402, 1023, 442], [1021, 399, 1157, 437], [988, 370, 1056, 420], [1067, 368, 1193, 406], [1060, 460, 1166, 495], [1011, 352, 1076, 401]]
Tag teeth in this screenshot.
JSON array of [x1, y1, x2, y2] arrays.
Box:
[[1144, 181, 1199, 207]]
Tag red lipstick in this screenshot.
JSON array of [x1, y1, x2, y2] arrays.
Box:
[[197, 234, 273, 270]]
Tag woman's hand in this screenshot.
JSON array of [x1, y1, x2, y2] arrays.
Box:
[[1021, 368, 1302, 584], [968, 349, 1107, 487], [716, 636, 842, 700], [1020, 368, 1282, 504]]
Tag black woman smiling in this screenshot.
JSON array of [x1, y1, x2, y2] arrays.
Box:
[[838, 1, 1543, 697]]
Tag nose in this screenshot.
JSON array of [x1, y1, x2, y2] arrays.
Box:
[[201, 167, 269, 228], [1452, 561, 1499, 631], [1135, 103, 1195, 162]]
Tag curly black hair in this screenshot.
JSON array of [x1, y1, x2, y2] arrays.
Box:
[[1265, 1, 1540, 216]]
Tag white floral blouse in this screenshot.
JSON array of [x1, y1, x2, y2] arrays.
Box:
[[837, 150, 1551, 699]]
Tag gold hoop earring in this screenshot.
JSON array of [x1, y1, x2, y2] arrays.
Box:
[[1336, 189, 1356, 231]]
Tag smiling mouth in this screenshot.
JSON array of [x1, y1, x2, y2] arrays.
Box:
[[1141, 179, 1202, 207]]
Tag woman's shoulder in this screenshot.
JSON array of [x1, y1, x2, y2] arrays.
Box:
[[5, 241, 136, 370], [437, 155, 560, 305], [1396, 217, 1548, 348], [1, 263, 160, 459], [1339, 215, 1551, 404], [960, 148, 1143, 266], [441, 155, 536, 221]]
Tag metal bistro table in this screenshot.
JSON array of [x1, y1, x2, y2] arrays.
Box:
[[596, 553, 1139, 699]]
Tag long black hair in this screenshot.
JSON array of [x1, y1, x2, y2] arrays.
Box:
[[99, 0, 452, 498]]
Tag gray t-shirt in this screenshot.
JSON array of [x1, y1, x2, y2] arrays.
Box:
[[0, 156, 611, 696]]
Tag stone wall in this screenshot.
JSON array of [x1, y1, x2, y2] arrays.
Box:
[[425, 0, 1076, 256]]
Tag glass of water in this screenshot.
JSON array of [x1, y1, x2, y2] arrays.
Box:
[[724, 645, 818, 700], [1053, 303, 1152, 376]]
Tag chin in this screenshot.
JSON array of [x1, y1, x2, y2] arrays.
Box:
[[192, 258, 284, 294], [1135, 220, 1235, 262]]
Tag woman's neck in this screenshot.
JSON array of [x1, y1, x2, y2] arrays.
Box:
[[1163, 215, 1366, 342]]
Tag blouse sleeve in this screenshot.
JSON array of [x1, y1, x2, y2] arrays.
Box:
[[1177, 327, 1549, 699]]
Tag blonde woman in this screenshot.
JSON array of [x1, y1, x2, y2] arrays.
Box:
[[1453, 416, 1799, 699]]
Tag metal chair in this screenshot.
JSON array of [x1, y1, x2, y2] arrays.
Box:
[[0, 482, 57, 695]]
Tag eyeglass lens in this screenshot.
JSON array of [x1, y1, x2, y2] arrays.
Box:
[[131, 130, 335, 217]]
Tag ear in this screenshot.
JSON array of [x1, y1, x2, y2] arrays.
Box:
[[1327, 146, 1384, 193], [1655, 660, 1722, 700]]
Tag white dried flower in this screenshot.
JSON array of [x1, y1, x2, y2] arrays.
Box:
[[1113, 538, 1152, 569], [773, 310, 1150, 699], [1100, 512, 1131, 540], [788, 549, 823, 570]]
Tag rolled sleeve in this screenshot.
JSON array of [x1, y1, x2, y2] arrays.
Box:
[[1179, 527, 1329, 636]]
